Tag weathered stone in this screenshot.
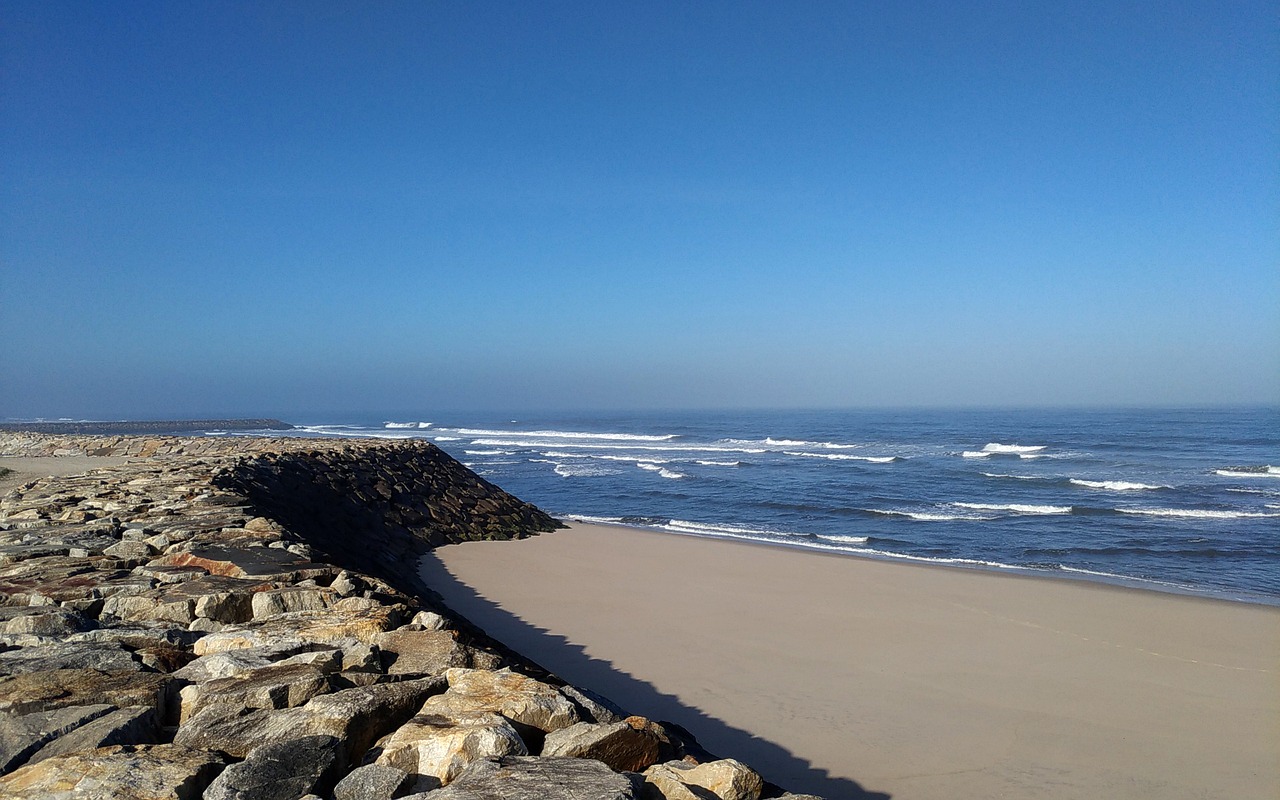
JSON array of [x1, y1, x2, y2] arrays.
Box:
[[179, 662, 331, 723], [0, 704, 114, 773], [561, 684, 628, 724], [334, 763, 415, 800], [0, 641, 142, 675], [175, 677, 446, 762], [374, 629, 475, 677], [194, 590, 254, 623], [103, 540, 155, 560], [204, 735, 343, 800], [0, 669, 170, 716], [373, 710, 528, 790], [192, 605, 402, 656], [541, 719, 665, 773], [1, 609, 91, 637], [421, 669, 580, 735], [642, 759, 764, 800], [409, 610, 450, 631], [173, 641, 324, 683], [415, 756, 639, 800], [101, 593, 196, 624], [27, 705, 160, 764], [0, 743, 227, 800], [251, 586, 339, 619]]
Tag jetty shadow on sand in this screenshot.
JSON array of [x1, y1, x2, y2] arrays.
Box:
[[419, 552, 890, 800]]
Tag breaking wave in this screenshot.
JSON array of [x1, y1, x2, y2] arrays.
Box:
[[1070, 479, 1167, 491], [784, 452, 900, 463]]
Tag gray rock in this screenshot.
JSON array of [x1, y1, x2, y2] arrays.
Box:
[[372, 710, 527, 790], [0, 641, 142, 675], [334, 763, 415, 800], [178, 662, 330, 723], [204, 735, 343, 800], [0, 703, 114, 773], [373, 629, 475, 677], [560, 684, 627, 724], [1, 609, 92, 637], [541, 720, 665, 773], [0, 743, 227, 800], [413, 756, 639, 799], [26, 705, 159, 764]]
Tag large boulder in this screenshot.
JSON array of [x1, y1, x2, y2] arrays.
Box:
[[642, 759, 764, 800], [178, 662, 331, 723], [373, 711, 528, 791], [373, 629, 477, 677], [0, 704, 114, 774], [413, 756, 639, 800], [0, 669, 171, 717], [0, 743, 226, 800], [203, 735, 343, 800], [192, 604, 403, 656], [421, 669, 579, 738], [334, 763, 415, 800], [0, 641, 143, 675], [26, 706, 160, 765], [541, 717, 669, 773]]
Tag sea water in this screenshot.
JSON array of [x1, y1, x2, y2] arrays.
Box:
[[241, 408, 1278, 604]]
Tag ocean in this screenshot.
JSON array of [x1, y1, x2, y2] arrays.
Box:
[[240, 407, 1279, 605]]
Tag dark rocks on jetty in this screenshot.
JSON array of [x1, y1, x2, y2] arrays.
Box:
[[0, 431, 818, 799]]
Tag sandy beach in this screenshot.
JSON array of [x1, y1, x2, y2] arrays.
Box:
[[420, 522, 1280, 800]]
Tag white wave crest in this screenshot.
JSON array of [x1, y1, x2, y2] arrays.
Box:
[[663, 519, 784, 538], [1119, 508, 1280, 519], [982, 443, 1047, 454], [763, 437, 860, 449], [785, 452, 898, 463], [552, 463, 621, 478], [1215, 466, 1280, 478], [384, 421, 431, 429], [962, 451, 992, 458], [815, 533, 870, 544], [454, 428, 678, 442], [982, 472, 1041, 481], [1070, 479, 1165, 491], [463, 449, 512, 456], [469, 438, 766, 454], [695, 460, 743, 467], [955, 502, 1073, 514], [433, 436, 463, 441], [637, 462, 685, 479]]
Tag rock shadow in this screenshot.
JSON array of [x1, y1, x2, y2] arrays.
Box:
[[418, 551, 890, 800]]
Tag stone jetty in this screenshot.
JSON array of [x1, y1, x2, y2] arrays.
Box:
[[0, 432, 821, 800]]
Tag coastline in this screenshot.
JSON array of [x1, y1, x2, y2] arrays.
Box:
[[422, 521, 1280, 800]]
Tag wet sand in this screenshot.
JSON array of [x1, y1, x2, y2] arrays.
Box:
[[420, 521, 1280, 800]]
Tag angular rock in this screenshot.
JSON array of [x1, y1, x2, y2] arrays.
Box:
[[541, 718, 666, 773], [0, 743, 226, 800], [204, 734, 343, 800], [0, 669, 170, 716], [642, 759, 764, 800], [192, 605, 402, 656], [374, 629, 476, 677], [0, 641, 142, 675], [175, 676, 446, 761], [250, 586, 339, 619], [179, 662, 330, 723], [561, 684, 627, 724], [0, 703, 114, 774], [423, 669, 580, 735], [416, 756, 639, 799], [27, 706, 160, 764], [2, 609, 92, 636], [373, 710, 528, 790], [334, 763, 415, 800]]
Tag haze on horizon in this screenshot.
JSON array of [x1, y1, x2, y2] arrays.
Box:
[[2, 1, 1276, 419]]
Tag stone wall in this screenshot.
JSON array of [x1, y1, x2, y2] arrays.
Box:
[[0, 434, 819, 799]]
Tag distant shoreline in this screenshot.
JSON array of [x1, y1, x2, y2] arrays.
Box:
[[0, 419, 293, 435]]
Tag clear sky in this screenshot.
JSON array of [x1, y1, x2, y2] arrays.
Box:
[[2, 1, 1276, 418]]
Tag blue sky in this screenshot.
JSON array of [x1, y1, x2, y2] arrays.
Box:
[[2, 1, 1276, 417]]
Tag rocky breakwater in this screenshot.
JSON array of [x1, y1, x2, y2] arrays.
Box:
[[0, 433, 821, 800]]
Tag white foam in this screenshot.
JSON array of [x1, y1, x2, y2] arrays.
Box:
[[1070, 479, 1166, 491], [1119, 508, 1280, 519], [962, 451, 992, 458], [784, 452, 898, 463], [468, 438, 765, 454], [982, 472, 1041, 481], [763, 437, 860, 449], [695, 460, 743, 467], [637, 462, 685, 479], [552, 463, 621, 478], [433, 436, 463, 441], [877, 509, 995, 521], [463, 449, 512, 456], [454, 428, 678, 442], [982, 443, 1047, 454], [384, 421, 431, 429], [663, 519, 785, 538], [1215, 467, 1280, 478], [954, 502, 1073, 515], [815, 533, 870, 544]]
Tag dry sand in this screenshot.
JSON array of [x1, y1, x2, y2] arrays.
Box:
[[0, 456, 132, 492], [420, 522, 1280, 800]]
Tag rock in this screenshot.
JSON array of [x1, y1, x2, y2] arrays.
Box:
[[0, 703, 114, 773], [203, 735, 343, 800], [642, 759, 764, 800], [409, 610, 450, 631], [103, 540, 155, 560], [334, 763, 415, 800], [101, 593, 196, 625], [175, 677, 446, 762], [178, 662, 331, 723], [415, 756, 639, 799], [194, 591, 254, 623], [250, 586, 339, 619], [373, 711, 528, 790], [541, 719, 666, 772], [2, 609, 92, 636], [560, 684, 628, 724], [0, 669, 171, 716], [423, 669, 580, 735], [0, 641, 142, 675], [374, 629, 475, 676], [26, 705, 160, 764], [0, 743, 227, 800], [192, 604, 403, 656]]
